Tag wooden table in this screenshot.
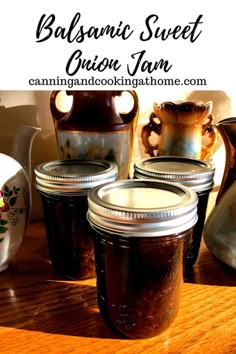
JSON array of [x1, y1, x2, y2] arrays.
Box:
[[0, 218, 236, 353]]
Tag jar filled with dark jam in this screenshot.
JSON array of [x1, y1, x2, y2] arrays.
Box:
[[133, 156, 215, 275], [87, 179, 198, 338], [35, 159, 118, 280]]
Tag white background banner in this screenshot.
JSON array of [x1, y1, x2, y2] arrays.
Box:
[[0, 0, 235, 90]]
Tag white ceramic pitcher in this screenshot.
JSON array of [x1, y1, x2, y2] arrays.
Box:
[[0, 105, 40, 271]]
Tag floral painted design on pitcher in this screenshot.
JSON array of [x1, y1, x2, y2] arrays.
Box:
[[0, 153, 31, 272], [141, 101, 218, 160], [58, 133, 129, 179], [0, 186, 24, 239]]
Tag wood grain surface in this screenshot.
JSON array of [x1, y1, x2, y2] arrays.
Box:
[[0, 218, 236, 354]]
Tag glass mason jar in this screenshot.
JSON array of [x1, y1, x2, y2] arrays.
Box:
[[35, 159, 118, 280], [133, 156, 215, 275], [87, 179, 198, 338]]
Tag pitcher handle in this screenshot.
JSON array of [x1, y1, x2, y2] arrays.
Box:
[[119, 90, 139, 123], [141, 112, 162, 157], [50, 91, 71, 121], [201, 114, 218, 160]]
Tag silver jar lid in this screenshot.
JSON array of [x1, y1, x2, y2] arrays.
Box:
[[134, 157, 215, 192], [87, 179, 198, 237], [35, 159, 118, 195]]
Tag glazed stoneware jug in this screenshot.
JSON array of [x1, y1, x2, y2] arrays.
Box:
[[141, 101, 217, 160], [214, 117, 236, 204], [204, 117, 236, 268], [0, 119, 40, 271], [50, 90, 139, 179]]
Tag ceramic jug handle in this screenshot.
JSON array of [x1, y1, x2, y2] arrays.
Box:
[[141, 112, 162, 157], [201, 114, 218, 160], [119, 90, 139, 123], [50, 91, 69, 120]]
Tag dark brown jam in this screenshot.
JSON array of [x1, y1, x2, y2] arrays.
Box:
[[133, 156, 215, 277], [93, 229, 192, 339], [35, 159, 118, 280], [87, 179, 198, 338], [40, 192, 95, 280], [184, 189, 211, 273]]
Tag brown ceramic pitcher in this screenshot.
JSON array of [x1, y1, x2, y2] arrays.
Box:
[[50, 90, 139, 179], [204, 117, 236, 269]]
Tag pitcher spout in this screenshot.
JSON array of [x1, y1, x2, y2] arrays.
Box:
[[11, 125, 41, 183]]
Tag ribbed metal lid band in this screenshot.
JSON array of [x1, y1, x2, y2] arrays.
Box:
[[134, 157, 215, 192], [87, 179, 198, 237], [35, 159, 118, 194]]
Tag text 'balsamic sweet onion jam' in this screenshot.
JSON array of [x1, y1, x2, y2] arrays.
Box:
[[35, 159, 118, 280], [87, 179, 198, 338]]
